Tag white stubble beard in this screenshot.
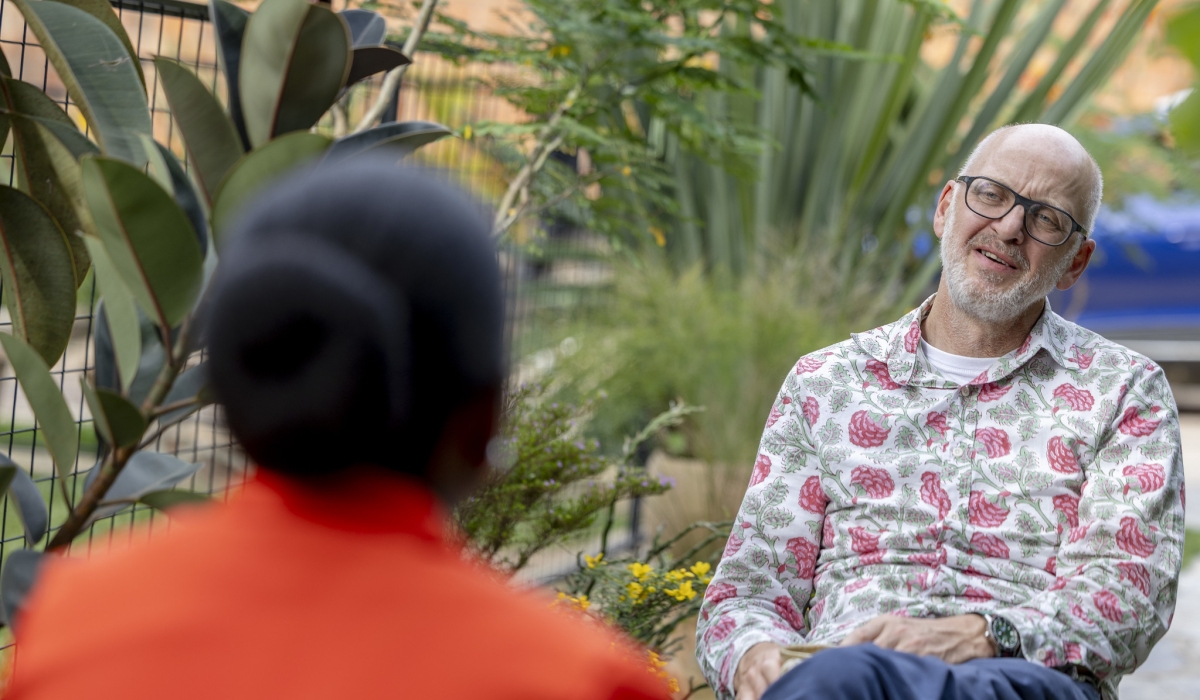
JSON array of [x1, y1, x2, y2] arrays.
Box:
[[939, 195, 1077, 324]]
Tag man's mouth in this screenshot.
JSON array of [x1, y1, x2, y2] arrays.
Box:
[[974, 247, 1019, 270]]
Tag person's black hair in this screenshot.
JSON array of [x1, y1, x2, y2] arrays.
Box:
[[205, 159, 504, 478]]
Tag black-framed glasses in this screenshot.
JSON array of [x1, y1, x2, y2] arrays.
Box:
[[955, 176, 1087, 247]]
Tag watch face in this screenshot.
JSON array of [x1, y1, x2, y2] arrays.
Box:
[[992, 616, 1020, 653]]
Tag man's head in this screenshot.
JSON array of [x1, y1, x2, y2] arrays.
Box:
[[205, 159, 504, 499], [933, 124, 1102, 324]]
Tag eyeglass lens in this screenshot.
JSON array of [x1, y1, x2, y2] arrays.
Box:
[[965, 178, 1073, 245]]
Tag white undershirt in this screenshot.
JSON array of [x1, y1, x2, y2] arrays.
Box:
[[920, 339, 998, 385]]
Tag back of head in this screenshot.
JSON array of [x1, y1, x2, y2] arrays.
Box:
[[205, 159, 504, 479]]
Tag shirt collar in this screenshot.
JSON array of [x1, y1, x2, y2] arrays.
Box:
[[851, 293, 1084, 388], [255, 466, 449, 541]]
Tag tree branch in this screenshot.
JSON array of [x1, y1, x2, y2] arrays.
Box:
[[352, 0, 441, 133]]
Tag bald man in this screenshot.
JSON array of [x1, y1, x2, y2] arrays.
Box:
[[696, 124, 1184, 700]]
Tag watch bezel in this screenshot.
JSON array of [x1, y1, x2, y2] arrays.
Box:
[[987, 614, 1021, 657]]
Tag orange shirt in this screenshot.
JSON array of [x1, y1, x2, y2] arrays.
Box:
[[8, 469, 671, 700]]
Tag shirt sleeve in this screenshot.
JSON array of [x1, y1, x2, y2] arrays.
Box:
[[695, 366, 826, 700], [1002, 362, 1185, 682]]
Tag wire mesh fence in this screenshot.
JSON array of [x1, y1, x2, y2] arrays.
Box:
[[0, 0, 636, 621]]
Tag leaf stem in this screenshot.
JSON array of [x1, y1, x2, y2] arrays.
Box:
[[352, 0, 440, 133]]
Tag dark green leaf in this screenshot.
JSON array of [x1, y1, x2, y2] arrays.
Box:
[[0, 333, 78, 480], [139, 489, 211, 512], [0, 186, 78, 365], [345, 45, 410, 87], [1, 549, 42, 631], [91, 452, 202, 522], [85, 240, 142, 392], [323, 121, 451, 165], [0, 455, 49, 544], [240, 0, 350, 146], [210, 131, 331, 247], [152, 142, 209, 257], [47, 0, 145, 88], [340, 8, 385, 47], [158, 363, 211, 428], [209, 0, 251, 150], [154, 57, 244, 205], [81, 156, 205, 330], [81, 378, 146, 448], [10, 0, 151, 164]]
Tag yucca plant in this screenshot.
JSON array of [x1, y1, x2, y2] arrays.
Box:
[[0, 0, 451, 628], [671, 0, 1160, 314]]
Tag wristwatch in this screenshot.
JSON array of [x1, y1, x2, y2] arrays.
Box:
[[977, 612, 1021, 658]]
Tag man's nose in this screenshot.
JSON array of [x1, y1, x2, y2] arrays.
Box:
[[993, 204, 1027, 242]]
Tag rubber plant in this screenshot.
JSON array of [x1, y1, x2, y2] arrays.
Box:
[[0, 0, 451, 630]]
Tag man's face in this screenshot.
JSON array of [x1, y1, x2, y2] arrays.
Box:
[[934, 135, 1095, 324]]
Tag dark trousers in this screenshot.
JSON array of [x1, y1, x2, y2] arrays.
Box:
[[762, 644, 1101, 700]]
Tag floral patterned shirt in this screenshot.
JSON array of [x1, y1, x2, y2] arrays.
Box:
[[695, 295, 1185, 700]]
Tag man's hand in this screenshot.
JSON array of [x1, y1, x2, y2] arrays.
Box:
[[734, 642, 782, 700], [840, 614, 994, 664]]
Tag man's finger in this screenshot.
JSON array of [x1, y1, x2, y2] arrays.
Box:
[[842, 616, 886, 646]]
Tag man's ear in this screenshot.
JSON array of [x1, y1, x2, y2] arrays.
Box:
[[1056, 238, 1096, 291], [423, 387, 500, 505], [932, 181, 957, 240]]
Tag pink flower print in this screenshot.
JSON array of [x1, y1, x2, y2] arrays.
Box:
[[723, 530, 745, 558], [978, 382, 1011, 402], [798, 475, 828, 515], [849, 411, 890, 447], [919, 472, 952, 520], [822, 516, 835, 548], [1065, 643, 1083, 664], [767, 405, 784, 428], [749, 453, 772, 487], [1017, 334, 1033, 355], [1052, 494, 1080, 529], [1069, 345, 1094, 370], [1053, 383, 1095, 412], [1045, 556, 1056, 575], [1094, 590, 1125, 623], [845, 578, 872, 594], [1123, 463, 1166, 493], [860, 550, 885, 566], [802, 396, 820, 426], [1118, 406, 1161, 437], [908, 548, 947, 568], [849, 526, 881, 555], [925, 411, 949, 439], [850, 466, 896, 499], [1068, 524, 1088, 543], [705, 581, 737, 606], [795, 355, 826, 374], [786, 537, 820, 579], [1070, 604, 1093, 623], [1049, 577, 1067, 591], [774, 596, 805, 631], [904, 321, 921, 353], [1116, 517, 1156, 557], [1047, 436, 1080, 474], [968, 491, 1010, 527], [968, 369, 991, 386], [1118, 562, 1151, 597], [963, 587, 993, 602], [810, 598, 826, 619], [974, 427, 1011, 458], [970, 532, 1010, 559], [706, 615, 737, 642], [865, 359, 901, 390]]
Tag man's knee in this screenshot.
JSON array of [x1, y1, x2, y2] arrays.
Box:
[[761, 645, 902, 700]]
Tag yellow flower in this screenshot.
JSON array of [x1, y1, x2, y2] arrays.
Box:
[[554, 591, 591, 611], [627, 562, 653, 581], [664, 568, 688, 583], [665, 580, 697, 602], [462, 125, 473, 140], [585, 553, 605, 569], [621, 165, 632, 177], [690, 561, 712, 581], [646, 650, 680, 693], [626, 581, 648, 604], [649, 226, 665, 247], [549, 44, 572, 58]]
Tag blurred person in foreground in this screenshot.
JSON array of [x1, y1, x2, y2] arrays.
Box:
[[697, 124, 1184, 700], [7, 160, 670, 700]]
